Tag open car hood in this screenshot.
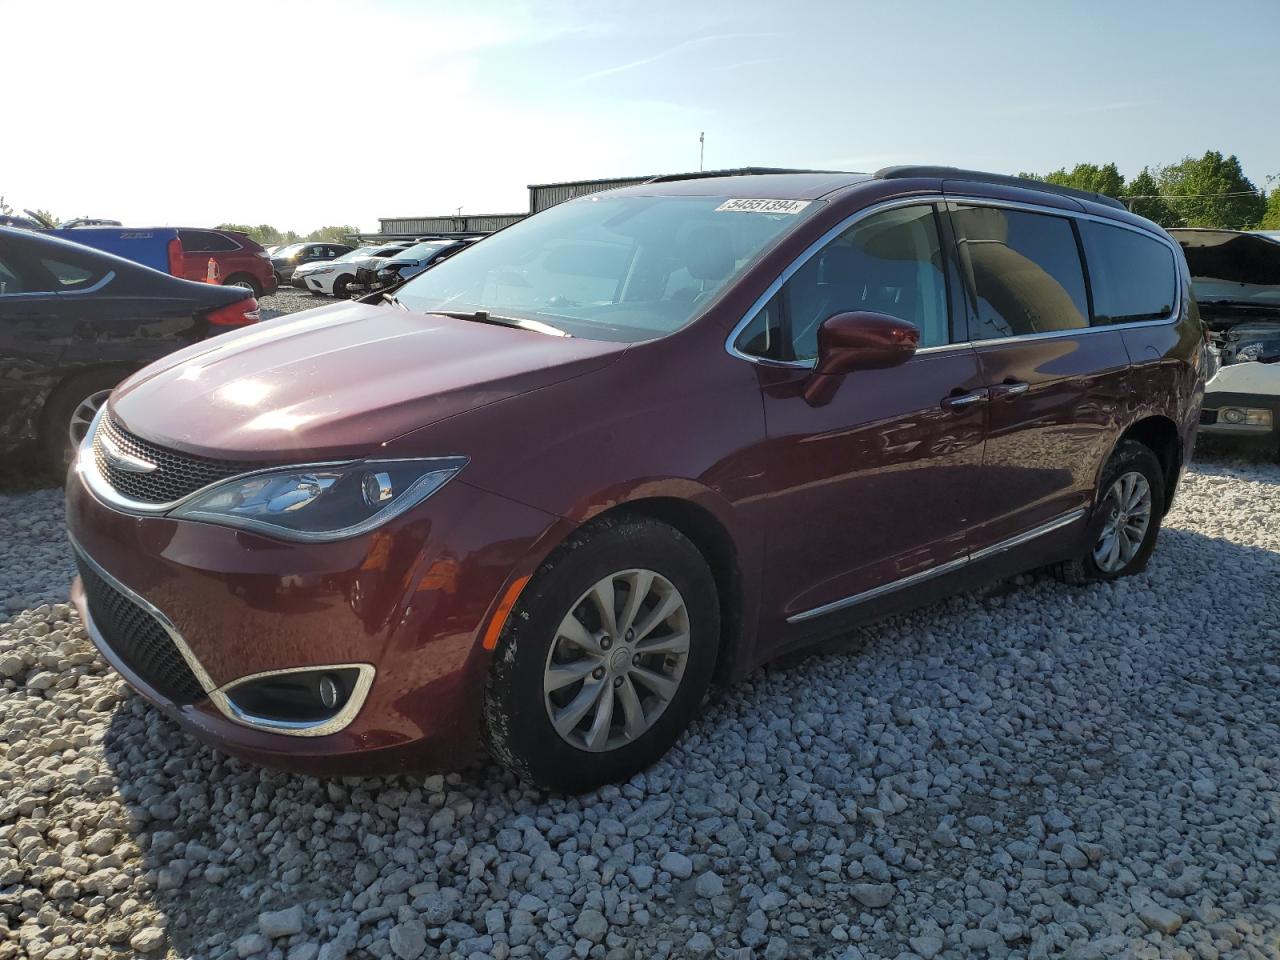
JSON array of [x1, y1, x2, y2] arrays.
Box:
[[1171, 229, 1280, 323]]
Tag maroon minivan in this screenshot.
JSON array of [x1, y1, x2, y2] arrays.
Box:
[[66, 168, 1206, 791]]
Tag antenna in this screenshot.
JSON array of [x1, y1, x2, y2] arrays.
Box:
[[699, 132, 705, 172]]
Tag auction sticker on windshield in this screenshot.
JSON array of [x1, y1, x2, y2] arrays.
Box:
[[715, 199, 812, 214]]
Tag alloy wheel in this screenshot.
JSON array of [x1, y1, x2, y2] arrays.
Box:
[[68, 389, 111, 449], [1092, 471, 1153, 573], [543, 569, 690, 753]]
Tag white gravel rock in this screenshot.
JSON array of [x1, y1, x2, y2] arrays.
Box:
[[1, 449, 1278, 958]]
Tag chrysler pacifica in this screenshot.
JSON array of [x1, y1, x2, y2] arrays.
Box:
[[66, 168, 1205, 791]]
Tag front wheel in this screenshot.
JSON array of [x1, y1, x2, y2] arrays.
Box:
[[332, 276, 350, 299], [483, 516, 718, 793], [1055, 439, 1166, 584]]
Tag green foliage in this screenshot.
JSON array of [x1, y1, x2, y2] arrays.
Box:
[[1154, 151, 1265, 229], [1124, 168, 1176, 226], [1259, 182, 1280, 231], [0, 196, 12, 217], [30, 209, 60, 227], [305, 225, 360, 244], [1020, 163, 1125, 198]]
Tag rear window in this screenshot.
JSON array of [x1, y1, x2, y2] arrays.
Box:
[[180, 230, 241, 252], [1080, 222, 1177, 324]]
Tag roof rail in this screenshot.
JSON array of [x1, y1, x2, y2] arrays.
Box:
[[874, 165, 1127, 212], [643, 166, 841, 185]]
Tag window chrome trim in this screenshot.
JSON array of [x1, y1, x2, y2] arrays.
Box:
[[72, 535, 375, 737], [0, 270, 116, 298], [786, 508, 1087, 624], [724, 192, 1183, 368]]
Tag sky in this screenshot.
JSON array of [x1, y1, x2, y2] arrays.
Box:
[[3, 0, 1277, 234]]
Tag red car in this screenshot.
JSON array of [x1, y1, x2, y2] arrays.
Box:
[[175, 228, 278, 298], [66, 168, 1205, 791]]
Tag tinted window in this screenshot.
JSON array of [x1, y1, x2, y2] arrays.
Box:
[[41, 257, 100, 290], [737, 204, 950, 361], [1081, 222, 1176, 324], [0, 256, 24, 294], [954, 206, 1089, 339], [180, 230, 239, 252]]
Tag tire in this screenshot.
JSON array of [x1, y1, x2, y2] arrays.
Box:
[[332, 276, 350, 299], [225, 274, 262, 298], [1054, 439, 1166, 584], [40, 369, 124, 477], [483, 516, 719, 793]]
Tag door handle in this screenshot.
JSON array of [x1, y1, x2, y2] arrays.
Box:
[[940, 389, 989, 411], [990, 380, 1030, 397]]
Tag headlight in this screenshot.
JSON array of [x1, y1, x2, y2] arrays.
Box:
[[312, 267, 336, 276], [170, 457, 467, 542]]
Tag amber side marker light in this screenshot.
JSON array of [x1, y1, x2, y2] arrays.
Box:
[[482, 576, 530, 650]]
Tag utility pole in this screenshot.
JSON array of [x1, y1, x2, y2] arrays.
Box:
[[699, 132, 705, 172]]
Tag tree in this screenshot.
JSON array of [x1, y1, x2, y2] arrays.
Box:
[[1261, 177, 1280, 231], [30, 209, 60, 227], [217, 223, 301, 246], [1154, 151, 1265, 229], [1021, 162, 1125, 199], [0, 196, 12, 217], [1125, 168, 1176, 226], [305, 224, 360, 244]]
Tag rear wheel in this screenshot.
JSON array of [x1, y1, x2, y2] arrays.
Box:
[[1055, 439, 1165, 584], [225, 274, 262, 297], [483, 516, 718, 792], [40, 370, 123, 477]]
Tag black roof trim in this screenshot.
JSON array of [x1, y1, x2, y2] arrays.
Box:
[[874, 165, 1127, 212], [643, 166, 844, 185]]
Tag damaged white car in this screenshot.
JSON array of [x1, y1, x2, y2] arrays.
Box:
[[1172, 228, 1280, 455]]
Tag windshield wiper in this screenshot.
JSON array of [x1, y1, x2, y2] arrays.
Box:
[[382, 293, 408, 310], [433, 309, 570, 338]]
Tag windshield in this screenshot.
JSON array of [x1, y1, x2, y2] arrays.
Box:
[[397, 241, 451, 260], [395, 193, 819, 341], [274, 243, 306, 258], [337, 246, 379, 262]]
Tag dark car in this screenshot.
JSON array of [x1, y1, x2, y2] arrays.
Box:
[[0, 227, 260, 471], [66, 168, 1203, 792], [1170, 228, 1280, 452], [271, 242, 354, 283], [349, 238, 475, 295]]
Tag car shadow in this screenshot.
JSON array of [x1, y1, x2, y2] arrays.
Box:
[[100, 519, 1278, 958]]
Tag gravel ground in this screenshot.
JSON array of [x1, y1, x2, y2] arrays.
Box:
[[1, 452, 1277, 960], [260, 287, 332, 322]]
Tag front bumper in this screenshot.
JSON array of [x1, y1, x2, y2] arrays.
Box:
[[66, 466, 565, 774], [1200, 390, 1280, 440]]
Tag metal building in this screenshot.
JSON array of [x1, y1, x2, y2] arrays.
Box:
[[365, 167, 821, 243]]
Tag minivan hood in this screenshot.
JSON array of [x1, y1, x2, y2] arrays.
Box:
[[109, 300, 626, 461]]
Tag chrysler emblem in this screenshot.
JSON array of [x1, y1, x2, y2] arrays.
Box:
[[99, 433, 157, 473]]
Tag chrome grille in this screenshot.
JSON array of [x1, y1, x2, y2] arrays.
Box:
[[77, 557, 205, 704], [92, 415, 259, 504]]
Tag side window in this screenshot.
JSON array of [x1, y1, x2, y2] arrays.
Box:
[[953, 206, 1089, 339], [40, 257, 101, 291], [0, 256, 25, 294], [179, 230, 239, 252], [735, 204, 950, 362], [1079, 221, 1176, 324]]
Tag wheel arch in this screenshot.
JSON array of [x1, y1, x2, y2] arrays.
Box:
[[1117, 414, 1181, 513], [585, 495, 745, 685], [222, 272, 262, 297]]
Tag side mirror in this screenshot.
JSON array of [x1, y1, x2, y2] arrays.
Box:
[[803, 311, 920, 406]]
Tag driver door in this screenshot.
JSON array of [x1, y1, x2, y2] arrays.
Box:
[[737, 203, 989, 634]]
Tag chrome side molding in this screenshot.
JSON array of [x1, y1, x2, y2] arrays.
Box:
[[786, 508, 1087, 624]]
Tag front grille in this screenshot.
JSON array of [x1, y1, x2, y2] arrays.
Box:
[[1200, 409, 1218, 426], [92, 415, 259, 504], [77, 557, 206, 704]]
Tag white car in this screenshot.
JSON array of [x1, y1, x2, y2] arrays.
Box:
[[293, 244, 412, 298], [1171, 228, 1280, 454]]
